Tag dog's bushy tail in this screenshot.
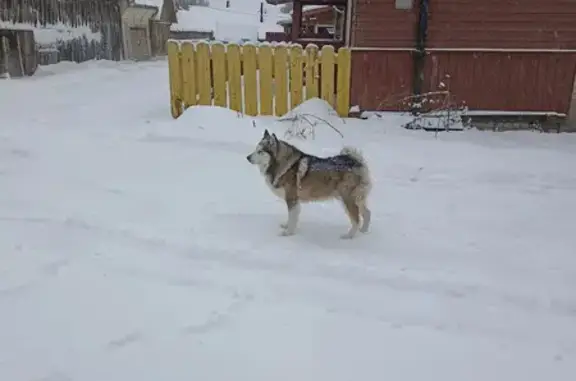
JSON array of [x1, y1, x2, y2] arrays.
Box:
[[340, 146, 372, 194], [340, 146, 367, 166]]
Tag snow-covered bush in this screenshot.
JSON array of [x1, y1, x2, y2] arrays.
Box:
[[277, 98, 345, 141], [374, 73, 469, 132]]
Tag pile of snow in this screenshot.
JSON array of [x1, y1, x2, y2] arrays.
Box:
[[150, 99, 347, 159], [0, 21, 101, 46], [276, 98, 347, 156], [144, 105, 261, 146]]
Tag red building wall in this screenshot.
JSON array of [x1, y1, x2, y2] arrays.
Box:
[[349, 0, 576, 113], [427, 0, 576, 50], [349, 0, 417, 110]]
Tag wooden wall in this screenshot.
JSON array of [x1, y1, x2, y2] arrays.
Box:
[[347, 0, 576, 114]]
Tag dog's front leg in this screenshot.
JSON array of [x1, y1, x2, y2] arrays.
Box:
[[280, 190, 300, 236]]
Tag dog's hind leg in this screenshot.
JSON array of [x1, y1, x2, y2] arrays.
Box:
[[341, 197, 360, 239], [351, 183, 371, 234], [359, 200, 371, 233], [280, 190, 300, 236]]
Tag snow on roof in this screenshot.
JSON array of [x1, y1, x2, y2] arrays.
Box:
[[133, 0, 164, 7], [0, 20, 101, 46], [290, 4, 331, 15], [171, 4, 284, 41], [276, 12, 291, 23], [131, 0, 163, 20]]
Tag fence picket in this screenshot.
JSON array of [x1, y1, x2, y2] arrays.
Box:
[[336, 47, 352, 118], [196, 42, 212, 105], [180, 41, 196, 109], [227, 43, 243, 112], [274, 45, 289, 117], [211, 42, 227, 108], [258, 44, 274, 116], [320, 45, 336, 108], [167, 40, 183, 118], [305, 44, 319, 101], [243, 44, 259, 116], [290, 44, 304, 110]]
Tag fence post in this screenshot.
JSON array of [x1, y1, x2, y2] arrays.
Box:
[[167, 40, 183, 118]]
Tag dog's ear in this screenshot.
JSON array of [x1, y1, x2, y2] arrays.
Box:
[[270, 133, 279, 150], [263, 129, 270, 138]]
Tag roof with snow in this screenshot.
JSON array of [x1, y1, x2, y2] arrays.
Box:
[[171, 3, 285, 42], [133, 0, 164, 6], [130, 0, 163, 20]]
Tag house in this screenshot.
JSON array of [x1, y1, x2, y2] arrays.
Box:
[[122, 1, 171, 60], [266, 0, 576, 121], [275, 5, 345, 44], [150, 0, 176, 56], [1, 0, 124, 77]]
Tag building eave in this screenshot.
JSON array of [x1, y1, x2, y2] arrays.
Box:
[[264, 0, 292, 5]]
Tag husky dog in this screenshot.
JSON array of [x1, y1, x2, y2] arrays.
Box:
[[246, 129, 372, 239]]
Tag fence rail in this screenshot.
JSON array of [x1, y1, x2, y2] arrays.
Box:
[[167, 40, 351, 118]]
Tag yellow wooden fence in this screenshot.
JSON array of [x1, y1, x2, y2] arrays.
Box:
[[167, 40, 352, 119]]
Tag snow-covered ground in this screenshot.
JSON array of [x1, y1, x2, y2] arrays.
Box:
[[1, 60, 576, 381]]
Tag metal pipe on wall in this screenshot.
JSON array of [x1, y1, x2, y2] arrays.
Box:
[[411, 0, 429, 115]]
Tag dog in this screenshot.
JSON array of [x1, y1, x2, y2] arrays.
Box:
[[246, 129, 372, 239]]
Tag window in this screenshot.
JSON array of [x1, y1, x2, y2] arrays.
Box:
[[395, 0, 414, 10]]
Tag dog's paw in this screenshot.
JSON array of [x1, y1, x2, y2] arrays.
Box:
[[279, 222, 288, 229], [340, 232, 356, 240], [279, 228, 295, 237]]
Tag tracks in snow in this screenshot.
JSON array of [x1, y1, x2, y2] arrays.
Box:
[[1, 215, 574, 322]]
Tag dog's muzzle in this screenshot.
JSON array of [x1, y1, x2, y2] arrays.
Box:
[[246, 154, 253, 163]]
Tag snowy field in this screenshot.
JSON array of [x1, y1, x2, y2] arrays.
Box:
[[1, 59, 576, 381]]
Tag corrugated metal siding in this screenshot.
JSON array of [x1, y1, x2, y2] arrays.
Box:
[[350, 50, 413, 110], [427, 0, 576, 49], [423, 51, 576, 113], [351, 0, 417, 48]]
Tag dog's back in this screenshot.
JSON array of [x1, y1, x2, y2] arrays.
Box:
[[279, 146, 371, 202]]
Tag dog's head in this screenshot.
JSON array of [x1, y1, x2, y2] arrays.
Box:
[[246, 129, 278, 172]]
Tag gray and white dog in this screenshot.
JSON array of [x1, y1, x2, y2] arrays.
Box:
[[246, 129, 372, 239]]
